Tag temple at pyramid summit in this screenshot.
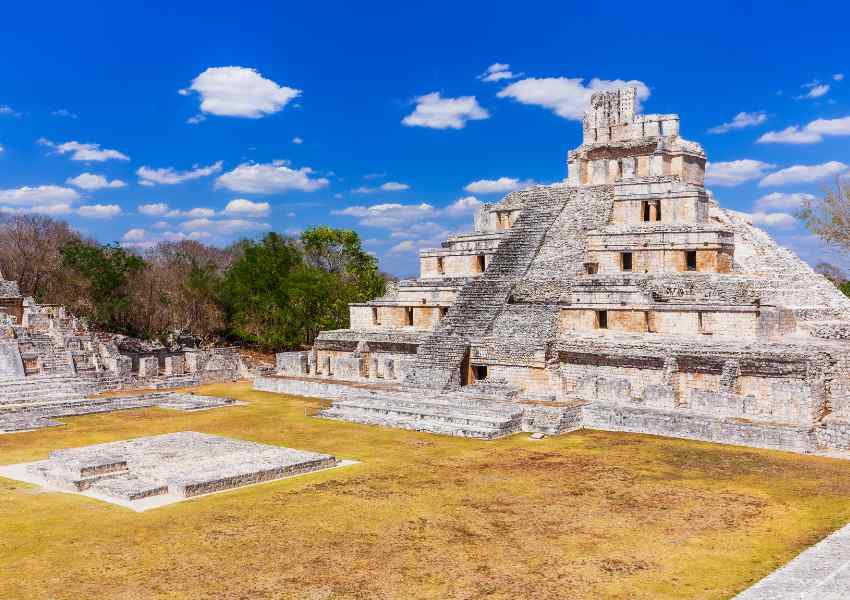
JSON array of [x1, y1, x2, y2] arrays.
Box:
[[257, 87, 850, 455]]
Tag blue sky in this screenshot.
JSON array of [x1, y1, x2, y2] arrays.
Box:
[[1, 1, 848, 275]]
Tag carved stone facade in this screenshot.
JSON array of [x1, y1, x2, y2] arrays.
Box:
[[260, 87, 850, 455]]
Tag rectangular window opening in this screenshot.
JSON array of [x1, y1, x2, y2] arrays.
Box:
[[472, 365, 488, 382], [436, 256, 444, 274], [439, 307, 448, 319], [686, 250, 697, 272], [405, 307, 414, 327], [641, 201, 650, 222], [596, 310, 608, 330], [655, 200, 662, 221], [371, 307, 380, 325], [621, 252, 633, 272], [645, 310, 655, 333], [476, 255, 486, 273]]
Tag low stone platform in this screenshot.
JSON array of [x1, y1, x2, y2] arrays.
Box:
[[0, 432, 344, 510], [734, 521, 850, 599], [0, 392, 239, 433]]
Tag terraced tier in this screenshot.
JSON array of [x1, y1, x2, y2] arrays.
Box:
[[318, 391, 524, 439]]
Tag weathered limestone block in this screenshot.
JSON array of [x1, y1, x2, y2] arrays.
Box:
[[383, 358, 396, 380], [641, 384, 676, 409], [163, 355, 185, 376], [597, 377, 632, 404], [184, 351, 202, 374], [369, 356, 380, 379], [394, 358, 415, 381], [276, 351, 309, 376], [138, 356, 159, 378], [333, 357, 365, 380]]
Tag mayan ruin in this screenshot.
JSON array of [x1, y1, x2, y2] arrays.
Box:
[[262, 87, 850, 456], [0, 268, 246, 432], [5, 4, 850, 597]]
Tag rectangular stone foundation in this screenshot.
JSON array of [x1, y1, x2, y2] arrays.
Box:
[[3, 432, 343, 510]]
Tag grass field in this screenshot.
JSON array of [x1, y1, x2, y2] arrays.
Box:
[[1, 382, 850, 599]]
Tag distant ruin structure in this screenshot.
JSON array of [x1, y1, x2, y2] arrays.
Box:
[[259, 87, 850, 455], [0, 277, 244, 432]]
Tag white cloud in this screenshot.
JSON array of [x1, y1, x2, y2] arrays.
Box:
[[748, 212, 798, 229], [402, 92, 489, 130], [443, 196, 481, 217], [798, 82, 830, 99], [0, 144, 4, 153], [0, 185, 80, 206], [704, 160, 775, 186], [759, 161, 848, 187], [222, 198, 271, 217], [292, 136, 303, 144], [0, 105, 20, 117], [754, 192, 815, 211], [835, 74, 845, 82], [180, 217, 271, 233], [137, 161, 223, 186], [51, 109, 77, 119], [76, 204, 122, 219], [66, 173, 126, 190], [122, 228, 147, 242], [464, 176, 533, 194], [757, 126, 823, 144], [707, 111, 768, 134], [138, 203, 169, 216], [478, 63, 519, 82], [38, 138, 129, 162], [216, 161, 329, 193], [497, 77, 650, 120], [758, 116, 850, 144], [353, 181, 411, 194], [187, 114, 206, 125], [333, 203, 435, 228], [181, 66, 301, 118], [0, 204, 74, 216]]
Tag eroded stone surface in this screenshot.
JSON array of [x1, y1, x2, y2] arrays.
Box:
[[8, 432, 338, 509]]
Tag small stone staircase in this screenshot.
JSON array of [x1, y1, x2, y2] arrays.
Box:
[[318, 388, 524, 439]]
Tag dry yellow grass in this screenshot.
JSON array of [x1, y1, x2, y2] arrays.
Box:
[[1, 382, 850, 599]]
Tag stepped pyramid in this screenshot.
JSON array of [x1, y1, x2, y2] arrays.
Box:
[[262, 87, 850, 455]]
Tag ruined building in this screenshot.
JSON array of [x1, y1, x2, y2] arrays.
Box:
[[0, 272, 243, 432], [259, 87, 850, 455]]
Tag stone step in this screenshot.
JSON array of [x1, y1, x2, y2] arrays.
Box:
[[334, 396, 522, 424], [319, 408, 515, 439]]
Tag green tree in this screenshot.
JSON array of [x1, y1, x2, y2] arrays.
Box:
[[60, 240, 146, 334]]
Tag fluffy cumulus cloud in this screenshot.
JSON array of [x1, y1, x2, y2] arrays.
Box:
[[137, 161, 223, 186], [754, 192, 815, 211], [76, 204, 122, 218], [759, 161, 849, 187], [478, 63, 519, 82], [180, 66, 301, 119], [0, 105, 20, 117], [0, 185, 80, 208], [122, 229, 148, 242], [402, 92, 489, 130], [442, 196, 481, 217], [748, 212, 798, 229], [708, 111, 768, 134], [222, 198, 270, 217], [66, 173, 126, 190], [38, 138, 129, 162], [835, 74, 846, 81], [464, 176, 534, 194], [137, 203, 217, 218], [179, 217, 271, 233], [292, 136, 303, 144], [333, 203, 435, 228], [704, 160, 775, 186], [758, 116, 850, 144], [497, 77, 650, 121], [216, 161, 329, 193], [353, 181, 411, 194]]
